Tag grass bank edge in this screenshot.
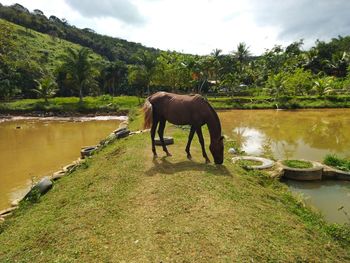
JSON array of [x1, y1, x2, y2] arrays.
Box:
[[1, 95, 350, 115]]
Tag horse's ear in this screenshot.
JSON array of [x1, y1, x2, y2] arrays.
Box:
[[220, 136, 224, 141]]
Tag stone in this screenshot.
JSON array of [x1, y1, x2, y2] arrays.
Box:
[[51, 170, 66, 181], [0, 206, 17, 216], [11, 199, 21, 207], [228, 148, 236, 154]]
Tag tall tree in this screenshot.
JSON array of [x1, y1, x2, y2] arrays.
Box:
[[134, 50, 158, 95], [101, 60, 127, 96], [59, 47, 97, 102]]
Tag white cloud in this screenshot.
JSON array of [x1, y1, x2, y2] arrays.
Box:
[[65, 0, 145, 25], [1, 0, 349, 55]]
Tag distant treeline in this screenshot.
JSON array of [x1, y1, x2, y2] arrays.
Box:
[[0, 3, 350, 104]]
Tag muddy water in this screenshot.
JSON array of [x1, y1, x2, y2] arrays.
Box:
[[219, 109, 350, 224], [0, 117, 122, 211]]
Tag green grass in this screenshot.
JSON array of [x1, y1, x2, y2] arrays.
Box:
[[0, 114, 349, 262], [324, 154, 350, 172], [0, 18, 103, 74], [0, 96, 140, 115], [2, 94, 350, 115], [282, 160, 313, 169], [235, 159, 263, 170], [207, 95, 350, 110]]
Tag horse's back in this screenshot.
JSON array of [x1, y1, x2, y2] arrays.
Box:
[[149, 92, 209, 125]]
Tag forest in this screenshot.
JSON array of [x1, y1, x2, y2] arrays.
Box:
[[1, 3, 350, 103]]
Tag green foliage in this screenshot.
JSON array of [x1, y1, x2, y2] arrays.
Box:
[[59, 47, 98, 101], [282, 160, 313, 169], [0, 4, 158, 64], [32, 76, 58, 102], [1, 3, 350, 100], [324, 154, 350, 172], [312, 76, 336, 96]]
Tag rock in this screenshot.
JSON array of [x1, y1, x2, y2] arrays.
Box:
[[63, 163, 77, 173], [322, 164, 350, 180], [51, 170, 66, 181], [0, 206, 17, 217], [228, 148, 236, 154], [11, 199, 21, 207]]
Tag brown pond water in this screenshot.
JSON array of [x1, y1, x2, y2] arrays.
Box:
[[0, 117, 122, 211], [218, 109, 350, 224]]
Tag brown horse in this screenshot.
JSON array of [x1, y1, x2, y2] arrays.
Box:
[[143, 92, 224, 164]]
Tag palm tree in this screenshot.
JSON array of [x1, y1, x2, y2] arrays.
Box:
[[232, 42, 251, 84], [32, 77, 58, 103], [60, 47, 96, 102], [233, 42, 251, 65], [210, 48, 223, 89], [102, 60, 127, 96], [134, 51, 157, 95]]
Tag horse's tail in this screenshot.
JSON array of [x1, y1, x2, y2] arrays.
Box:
[[142, 98, 153, 129]]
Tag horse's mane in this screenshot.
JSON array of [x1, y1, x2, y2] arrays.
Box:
[[205, 99, 222, 132]]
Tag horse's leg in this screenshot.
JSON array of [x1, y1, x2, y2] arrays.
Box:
[[158, 118, 171, 156], [151, 115, 159, 159], [185, 126, 196, 160], [196, 127, 210, 163]]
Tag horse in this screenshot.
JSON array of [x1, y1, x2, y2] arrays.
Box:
[[142, 91, 224, 164]]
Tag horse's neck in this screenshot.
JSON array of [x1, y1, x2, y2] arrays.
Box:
[[205, 108, 221, 142]]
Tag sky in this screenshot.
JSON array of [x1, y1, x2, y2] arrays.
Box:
[[1, 0, 350, 55]]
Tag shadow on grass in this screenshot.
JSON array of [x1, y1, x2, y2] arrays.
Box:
[[145, 156, 232, 177]]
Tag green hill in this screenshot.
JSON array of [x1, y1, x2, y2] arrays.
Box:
[[0, 18, 104, 74], [0, 3, 158, 63]]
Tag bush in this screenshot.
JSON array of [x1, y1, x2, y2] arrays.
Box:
[[324, 154, 350, 172]]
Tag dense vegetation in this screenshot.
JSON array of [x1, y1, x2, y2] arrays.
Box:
[[324, 154, 350, 172], [1, 3, 350, 106]]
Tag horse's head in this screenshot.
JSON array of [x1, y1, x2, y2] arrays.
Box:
[[210, 136, 224, 164]]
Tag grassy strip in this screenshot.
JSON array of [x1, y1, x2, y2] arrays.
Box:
[[282, 160, 313, 169], [324, 154, 350, 172], [207, 95, 350, 109], [0, 96, 141, 115], [0, 114, 349, 261], [1, 95, 350, 115]]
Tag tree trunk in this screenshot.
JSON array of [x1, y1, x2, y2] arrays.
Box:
[[79, 84, 83, 102]]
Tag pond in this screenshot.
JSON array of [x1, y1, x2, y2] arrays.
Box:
[[0, 117, 123, 211], [218, 109, 350, 224]]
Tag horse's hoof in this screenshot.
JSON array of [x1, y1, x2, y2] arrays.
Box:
[[153, 154, 158, 159], [187, 154, 192, 160], [166, 152, 172, 157], [205, 159, 211, 164]]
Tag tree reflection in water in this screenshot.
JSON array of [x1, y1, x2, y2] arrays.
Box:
[[220, 109, 350, 160]]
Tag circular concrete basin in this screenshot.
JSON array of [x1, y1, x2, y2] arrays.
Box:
[[232, 156, 275, 170]]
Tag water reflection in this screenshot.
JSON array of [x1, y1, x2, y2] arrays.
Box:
[[219, 109, 350, 224], [219, 109, 350, 160]]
